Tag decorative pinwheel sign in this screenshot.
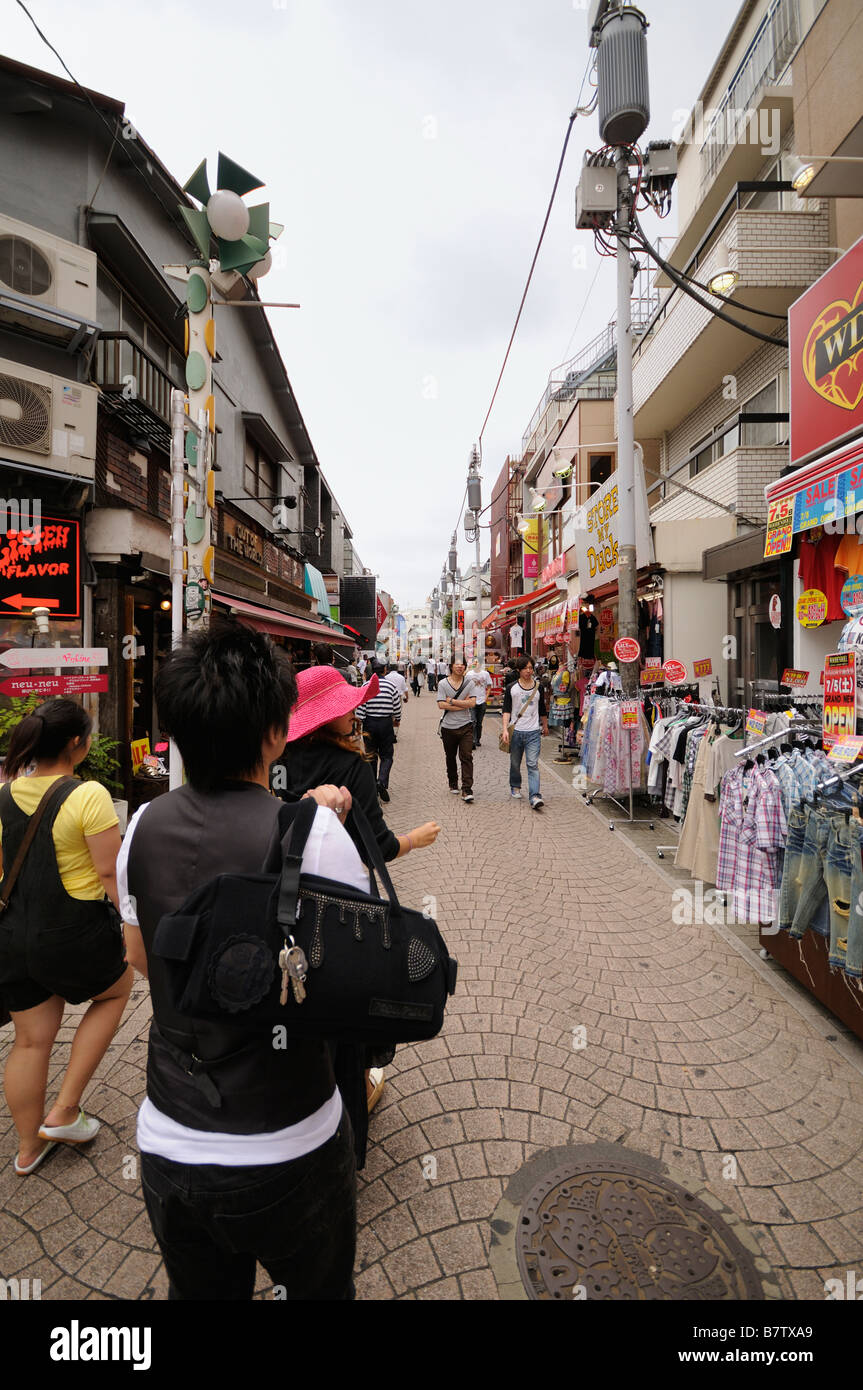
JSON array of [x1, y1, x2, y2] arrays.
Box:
[[179, 153, 283, 279]]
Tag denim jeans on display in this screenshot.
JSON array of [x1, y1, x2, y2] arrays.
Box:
[[789, 808, 855, 968], [140, 1110, 356, 1301], [846, 829, 863, 979], [777, 805, 808, 930], [510, 728, 542, 802]]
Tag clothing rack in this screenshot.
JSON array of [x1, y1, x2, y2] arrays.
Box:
[[651, 702, 744, 859], [581, 689, 651, 830], [733, 721, 822, 760]]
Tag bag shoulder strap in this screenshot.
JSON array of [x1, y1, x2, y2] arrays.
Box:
[[0, 775, 79, 915]]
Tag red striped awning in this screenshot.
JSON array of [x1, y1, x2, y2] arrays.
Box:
[[212, 592, 356, 646], [481, 581, 563, 630]]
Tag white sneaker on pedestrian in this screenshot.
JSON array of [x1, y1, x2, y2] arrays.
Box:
[[462, 792, 474, 803], [510, 789, 523, 800], [450, 786, 460, 795], [38, 1109, 101, 1145], [530, 796, 545, 811]]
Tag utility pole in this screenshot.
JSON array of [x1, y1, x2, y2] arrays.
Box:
[[615, 147, 638, 697], [467, 446, 483, 666]]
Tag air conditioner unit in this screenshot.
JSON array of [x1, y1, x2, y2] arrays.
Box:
[[0, 357, 97, 477], [0, 213, 97, 327]]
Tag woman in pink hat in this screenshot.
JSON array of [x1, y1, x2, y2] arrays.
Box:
[[270, 665, 440, 1158]]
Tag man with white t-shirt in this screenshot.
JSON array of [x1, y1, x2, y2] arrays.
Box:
[[469, 660, 493, 749], [119, 621, 363, 1301]]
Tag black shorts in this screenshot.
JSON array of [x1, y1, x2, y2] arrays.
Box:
[[0, 901, 127, 1013]]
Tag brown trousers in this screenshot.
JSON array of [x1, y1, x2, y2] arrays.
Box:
[[441, 723, 474, 793]]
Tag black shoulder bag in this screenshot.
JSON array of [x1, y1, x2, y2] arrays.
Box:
[[151, 798, 457, 1044]]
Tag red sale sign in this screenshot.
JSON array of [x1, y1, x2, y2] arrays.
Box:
[[614, 637, 641, 663], [662, 660, 688, 686]]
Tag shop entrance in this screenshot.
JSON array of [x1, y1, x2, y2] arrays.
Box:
[[728, 568, 790, 706]]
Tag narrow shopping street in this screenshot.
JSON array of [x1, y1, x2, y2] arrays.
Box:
[[2, 691, 862, 1301]]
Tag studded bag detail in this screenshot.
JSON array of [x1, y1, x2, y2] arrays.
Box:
[[151, 798, 457, 1044]]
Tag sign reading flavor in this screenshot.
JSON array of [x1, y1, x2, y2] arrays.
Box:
[[824, 652, 857, 749], [796, 589, 828, 627]]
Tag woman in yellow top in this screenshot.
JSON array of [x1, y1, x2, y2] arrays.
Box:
[[0, 699, 133, 1175]]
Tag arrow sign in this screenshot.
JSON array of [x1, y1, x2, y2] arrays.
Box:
[[2, 594, 61, 611], [0, 647, 108, 669]]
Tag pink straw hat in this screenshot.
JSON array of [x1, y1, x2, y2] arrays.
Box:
[[286, 666, 379, 743]]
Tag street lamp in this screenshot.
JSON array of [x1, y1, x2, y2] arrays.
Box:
[[788, 153, 863, 194], [706, 243, 739, 296]]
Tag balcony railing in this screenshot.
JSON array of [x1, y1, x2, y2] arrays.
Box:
[[93, 333, 182, 431], [700, 0, 801, 190]]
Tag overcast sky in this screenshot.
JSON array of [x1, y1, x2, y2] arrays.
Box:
[[6, 0, 741, 604]]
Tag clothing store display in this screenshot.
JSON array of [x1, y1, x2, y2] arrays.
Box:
[[835, 530, 863, 578], [578, 612, 599, 660], [797, 529, 845, 621], [581, 694, 647, 798], [549, 669, 575, 728]]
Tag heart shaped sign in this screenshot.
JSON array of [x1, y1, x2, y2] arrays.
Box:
[[802, 278, 863, 413]]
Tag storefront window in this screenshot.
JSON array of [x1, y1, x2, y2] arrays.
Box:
[[590, 454, 613, 489]]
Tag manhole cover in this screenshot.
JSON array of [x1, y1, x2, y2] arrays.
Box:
[[515, 1159, 763, 1301]]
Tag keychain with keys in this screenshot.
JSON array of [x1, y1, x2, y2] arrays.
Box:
[[278, 938, 308, 1005]]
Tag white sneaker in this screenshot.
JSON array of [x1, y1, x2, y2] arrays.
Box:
[[510, 789, 523, 799], [39, 1109, 101, 1145], [531, 796, 545, 811]]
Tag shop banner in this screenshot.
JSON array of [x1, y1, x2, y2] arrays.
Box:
[[571, 466, 654, 591], [823, 652, 857, 749], [0, 647, 108, 669], [0, 673, 108, 698], [781, 668, 810, 688], [828, 735, 863, 764], [534, 600, 569, 643], [0, 516, 81, 620], [522, 518, 540, 580], [692, 658, 713, 679], [621, 702, 639, 727], [796, 589, 828, 628], [764, 495, 795, 559], [131, 737, 151, 771], [789, 235, 863, 466]]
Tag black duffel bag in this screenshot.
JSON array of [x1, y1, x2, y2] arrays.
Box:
[[151, 796, 457, 1044]]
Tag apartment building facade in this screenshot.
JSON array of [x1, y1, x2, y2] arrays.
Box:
[[635, 0, 857, 703], [0, 57, 357, 795]]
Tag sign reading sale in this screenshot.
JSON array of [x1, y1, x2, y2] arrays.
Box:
[[823, 652, 857, 749]]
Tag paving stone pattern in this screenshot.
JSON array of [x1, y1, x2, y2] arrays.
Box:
[[2, 693, 862, 1301]]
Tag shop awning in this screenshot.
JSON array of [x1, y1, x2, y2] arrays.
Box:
[[763, 434, 863, 558], [212, 591, 356, 646], [304, 563, 332, 620], [481, 581, 563, 630], [533, 599, 570, 643]]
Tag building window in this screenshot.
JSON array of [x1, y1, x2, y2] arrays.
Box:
[[244, 435, 277, 500], [740, 379, 779, 445], [689, 417, 739, 477], [590, 453, 613, 489], [96, 268, 181, 380]]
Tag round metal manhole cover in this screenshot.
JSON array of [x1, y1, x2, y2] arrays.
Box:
[[515, 1160, 764, 1301]]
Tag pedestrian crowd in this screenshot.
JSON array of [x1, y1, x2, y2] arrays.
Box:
[[0, 623, 558, 1299]]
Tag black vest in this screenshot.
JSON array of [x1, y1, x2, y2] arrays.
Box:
[[128, 781, 335, 1134]]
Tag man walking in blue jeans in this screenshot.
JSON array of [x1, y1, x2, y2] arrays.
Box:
[[502, 656, 550, 810]]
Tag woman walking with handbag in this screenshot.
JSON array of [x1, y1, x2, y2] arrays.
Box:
[[0, 700, 133, 1175], [501, 656, 550, 810], [270, 664, 441, 1154]]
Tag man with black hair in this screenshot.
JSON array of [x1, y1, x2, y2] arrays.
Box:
[[118, 619, 362, 1300], [355, 663, 401, 802]]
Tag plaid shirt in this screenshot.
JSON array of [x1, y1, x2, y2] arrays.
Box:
[[719, 766, 785, 919]]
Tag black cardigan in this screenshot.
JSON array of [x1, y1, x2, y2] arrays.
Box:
[[271, 739, 402, 863]]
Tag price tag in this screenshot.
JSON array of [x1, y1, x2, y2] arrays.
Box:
[[746, 709, 767, 739], [693, 659, 713, 679], [781, 669, 810, 688], [621, 702, 639, 727], [640, 667, 663, 687], [829, 736, 863, 764]]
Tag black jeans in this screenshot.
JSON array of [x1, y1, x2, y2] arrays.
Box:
[[140, 1111, 356, 1300], [363, 716, 395, 788], [473, 703, 486, 746], [441, 723, 474, 792]]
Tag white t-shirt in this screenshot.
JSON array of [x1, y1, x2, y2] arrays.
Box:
[[117, 800, 369, 1166], [470, 669, 493, 705], [387, 670, 407, 699]]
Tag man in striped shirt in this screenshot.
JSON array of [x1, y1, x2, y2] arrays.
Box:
[[356, 664, 402, 802]]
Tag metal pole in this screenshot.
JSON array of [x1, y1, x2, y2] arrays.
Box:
[[169, 388, 186, 790], [616, 149, 638, 699]]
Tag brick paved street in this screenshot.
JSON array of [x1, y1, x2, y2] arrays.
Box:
[[2, 692, 863, 1300]]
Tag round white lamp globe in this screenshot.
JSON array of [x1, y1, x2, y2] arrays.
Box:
[[247, 250, 272, 280], [207, 190, 250, 240]]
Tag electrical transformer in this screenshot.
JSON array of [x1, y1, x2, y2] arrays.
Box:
[[596, 6, 650, 148]]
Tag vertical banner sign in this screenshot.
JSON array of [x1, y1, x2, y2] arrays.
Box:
[[764, 494, 795, 559], [824, 652, 857, 748], [522, 519, 539, 580]]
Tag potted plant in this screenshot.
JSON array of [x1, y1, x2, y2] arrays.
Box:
[[0, 697, 127, 832]]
